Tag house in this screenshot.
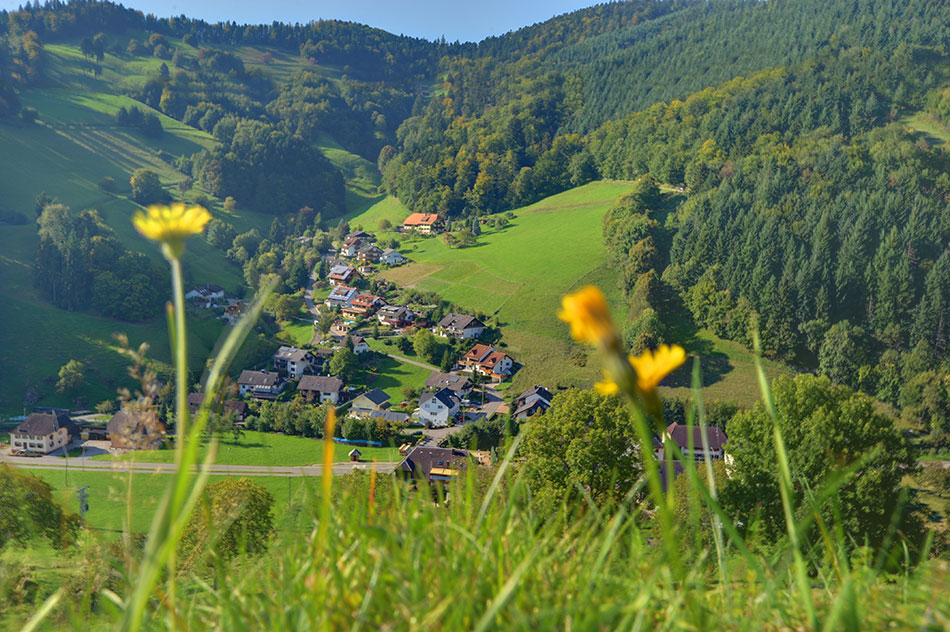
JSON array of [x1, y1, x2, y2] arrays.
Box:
[[460, 344, 515, 380], [396, 446, 469, 484], [349, 230, 374, 241], [272, 346, 317, 378], [434, 313, 486, 339], [349, 448, 362, 462], [106, 409, 164, 450], [298, 375, 344, 403], [418, 388, 461, 428], [357, 244, 383, 263], [377, 305, 414, 329], [654, 422, 729, 463], [367, 409, 410, 424], [237, 370, 284, 399], [342, 293, 384, 319], [222, 300, 247, 325], [351, 388, 391, 417], [357, 264, 374, 276], [328, 264, 359, 286], [512, 385, 553, 419], [381, 248, 405, 265], [325, 285, 358, 309], [10, 408, 78, 455], [185, 284, 225, 303], [401, 212, 444, 235], [186, 393, 247, 422], [340, 236, 363, 258], [349, 335, 371, 354], [424, 372, 472, 397]]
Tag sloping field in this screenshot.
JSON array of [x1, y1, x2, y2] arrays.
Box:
[[372, 182, 790, 404]]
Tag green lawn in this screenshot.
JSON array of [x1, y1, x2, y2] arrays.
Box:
[[18, 467, 321, 533], [343, 194, 409, 230], [276, 320, 315, 347], [91, 430, 399, 466], [901, 111, 950, 147], [358, 354, 434, 403]]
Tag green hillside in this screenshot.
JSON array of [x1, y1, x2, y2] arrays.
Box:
[[368, 182, 789, 404]]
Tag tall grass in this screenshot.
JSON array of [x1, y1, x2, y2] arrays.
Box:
[[15, 270, 950, 630]]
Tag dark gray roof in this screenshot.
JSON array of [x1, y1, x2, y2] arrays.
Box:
[[516, 385, 553, 405], [238, 370, 281, 387], [368, 409, 409, 423], [424, 372, 471, 392], [15, 409, 76, 437], [187, 393, 247, 418], [513, 398, 549, 418], [665, 422, 728, 452], [298, 375, 343, 393], [358, 388, 390, 406], [274, 346, 312, 363], [420, 388, 459, 409], [436, 313, 484, 331]]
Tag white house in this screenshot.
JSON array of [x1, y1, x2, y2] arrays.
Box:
[[512, 385, 553, 419], [654, 422, 729, 463], [325, 285, 358, 309], [350, 335, 371, 354], [460, 344, 515, 380], [381, 248, 405, 265], [297, 375, 344, 404], [185, 284, 225, 303], [237, 370, 284, 399], [434, 313, 485, 339], [418, 388, 461, 428], [272, 346, 317, 378], [10, 408, 77, 455], [328, 264, 358, 286]]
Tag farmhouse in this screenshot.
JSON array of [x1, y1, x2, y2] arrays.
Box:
[[381, 248, 405, 265], [328, 264, 359, 286], [351, 388, 391, 417], [222, 300, 247, 324], [357, 244, 383, 263], [297, 375, 344, 404], [396, 446, 469, 484], [418, 388, 461, 428], [325, 285, 358, 309], [377, 305, 414, 329], [512, 385, 553, 419], [654, 422, 729, 463], [185, 284, 225, 303], [434, 313, 485, 339], [367, 409, 410, 424], [237, 370, 285, 399], [401, 213, 443, 235], [272, 346, 317, 378], [460, 344, 514, 380], [106, 409, 164, 450], [424, 372, 472, 397], [10, 408, 78, 455]]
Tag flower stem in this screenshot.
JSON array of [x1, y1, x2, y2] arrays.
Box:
[[167, 253, 188, 631]]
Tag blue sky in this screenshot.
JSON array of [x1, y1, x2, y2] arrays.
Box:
[[0, 1, 599, 43]]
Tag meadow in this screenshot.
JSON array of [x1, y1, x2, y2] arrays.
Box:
[[90, 430, 399, 467], [369, 183, 791, 404]]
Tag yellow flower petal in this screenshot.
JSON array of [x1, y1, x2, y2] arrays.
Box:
[[594, 370, 619, 395], [628, 344, 686, 392], [132, 203, 211, 257], [557, 286, 616, 347]]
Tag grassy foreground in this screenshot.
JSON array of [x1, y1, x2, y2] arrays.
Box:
[[90, 430, 399, 466]]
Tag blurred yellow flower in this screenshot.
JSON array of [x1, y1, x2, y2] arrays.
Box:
[[558, 286, 615, 347], [132, 203, 211, 258], [629, 344, 686, 392], [595, 344, 687, 395]]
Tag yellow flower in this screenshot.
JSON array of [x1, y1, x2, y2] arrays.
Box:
[[629, 344, 687, 392], [595, 344, 687, 395], [558, 286, 616, 347], [132, 203, 211, 258]]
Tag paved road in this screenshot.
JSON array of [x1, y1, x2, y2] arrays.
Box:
[[0, 449, 398, 478]]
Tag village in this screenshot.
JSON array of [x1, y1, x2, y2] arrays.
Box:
[[2, 210, 729, 485]]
